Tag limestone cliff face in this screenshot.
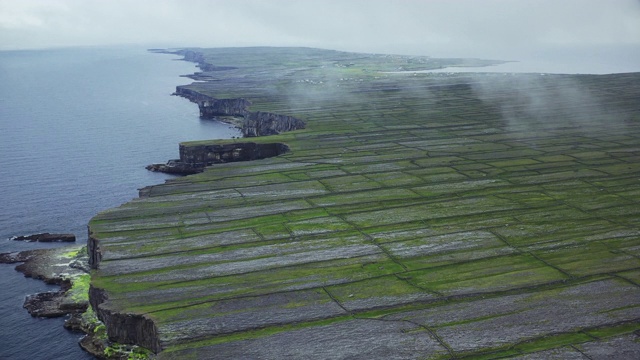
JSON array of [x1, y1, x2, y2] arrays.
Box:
[[146, 142, 290, 175], [175, 86, 305, 137], [88, 242, 161, 353], [179, 142, 290, 167], [172, 86, 209, 102], [244, 111, 306, 137], [174, 86, 251, 118], [179, 50, 205, 64], [201, 98, 252, 118], [87, 233, 101, 268], [89, 286, 161, 353]]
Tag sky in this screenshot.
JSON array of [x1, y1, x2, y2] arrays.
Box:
[[1, 0, 639, 61]]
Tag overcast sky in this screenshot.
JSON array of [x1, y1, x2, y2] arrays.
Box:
[[1, 0, 639, 59]]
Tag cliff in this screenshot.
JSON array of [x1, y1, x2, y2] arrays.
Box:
[[244, 111, 306, 137], [174, 86, 305, 137], [89, 286, 161, 353], [174, 87, 250, 118], [146, 142, 290, 174], [179, 141, 289, 167]]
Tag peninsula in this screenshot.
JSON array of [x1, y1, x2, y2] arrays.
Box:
[[87, 47, 640, 359]]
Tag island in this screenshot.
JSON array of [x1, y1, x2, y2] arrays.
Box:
[[85, 47, 640, 359]]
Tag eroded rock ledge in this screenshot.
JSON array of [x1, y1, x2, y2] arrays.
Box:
[[0, 246, 88, 317], [174, 86, 305, 137], [146, 141, 290, 175]]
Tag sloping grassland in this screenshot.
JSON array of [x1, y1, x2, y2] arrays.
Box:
[[89, 48, 640, 359]]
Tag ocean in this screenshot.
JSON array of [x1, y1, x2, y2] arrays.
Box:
[[0, 46, 240, 360]]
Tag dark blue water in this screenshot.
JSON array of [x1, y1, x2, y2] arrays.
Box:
[[0, 47, 240, 359]]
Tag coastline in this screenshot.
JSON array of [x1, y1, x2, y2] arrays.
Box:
[[0, 47, 240, 360], [144, 49, 306, 175], [0, 47, 308, 359], [0, 245, 154, 358], [86, 49, 311, 355], [0, 246, 88, 317], [0, 246, 99, 353]]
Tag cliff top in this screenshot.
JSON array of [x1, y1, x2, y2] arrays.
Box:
[[89, 47, 640, 359]]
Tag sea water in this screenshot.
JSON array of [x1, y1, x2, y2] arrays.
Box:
[[0, 46, 240, 359]]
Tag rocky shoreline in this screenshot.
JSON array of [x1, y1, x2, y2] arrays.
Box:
[[0, 243, 152, 359], [0, 246, 92, 336], [0, 246, 89, 315], [144, 50, 306, 176]]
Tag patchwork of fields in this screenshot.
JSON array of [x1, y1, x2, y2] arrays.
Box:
[[89, 48, 640, 359]]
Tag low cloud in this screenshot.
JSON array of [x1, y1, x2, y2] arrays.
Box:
[[1, 0, 639, 60]]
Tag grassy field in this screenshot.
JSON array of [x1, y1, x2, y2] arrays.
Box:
[[89, 47, 640, 359]]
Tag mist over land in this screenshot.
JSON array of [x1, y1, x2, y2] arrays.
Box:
[[1, 0, 639, 73]]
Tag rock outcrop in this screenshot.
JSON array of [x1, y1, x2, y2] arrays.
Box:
[[147, 142, 290, 175], [0, 246, 89, 317], [89, 286, 161, 354], [12, 232, 76, 242], [175, 87, 251, 118], [145, 159, 203, 175], [179, 141, 290, 167], [23, 288, 76, 318], [175, 86, 306, 137], [199, 98, 252, 118], [244, 111, 307, 137]]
